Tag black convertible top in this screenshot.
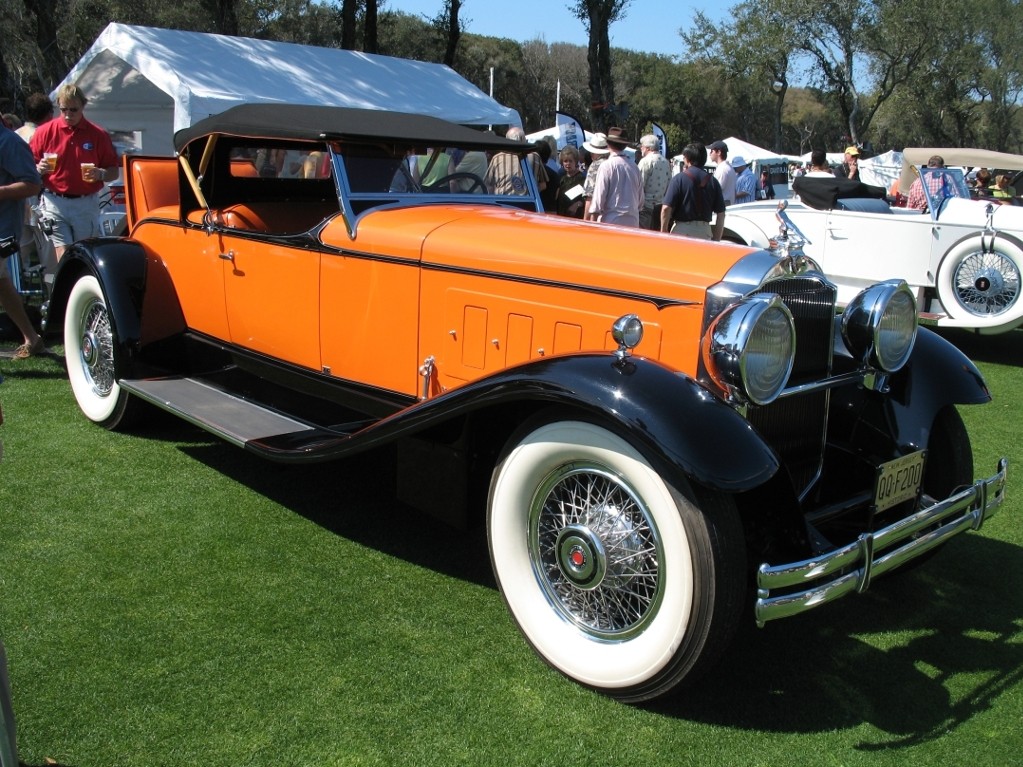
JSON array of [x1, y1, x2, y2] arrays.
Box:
[[791, 175, 887, 210], [174, 103, 528, 153]]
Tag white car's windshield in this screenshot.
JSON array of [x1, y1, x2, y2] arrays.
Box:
[[921, 167, 971, 210]]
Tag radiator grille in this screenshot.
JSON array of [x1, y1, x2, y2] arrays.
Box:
[[748, 277, 836, 494]]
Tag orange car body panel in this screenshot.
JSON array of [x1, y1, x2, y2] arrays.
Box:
[[127, 156, 758, 399]]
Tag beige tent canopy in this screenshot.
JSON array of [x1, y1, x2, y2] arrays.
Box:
[[898, 147, 1023, 193]]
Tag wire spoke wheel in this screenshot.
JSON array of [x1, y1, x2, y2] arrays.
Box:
[[952, 250, 1021, 316], [78, 297, 116, 397], [64, 274, 136, 429], [531, 463, 662, 640], [489, 419, 745, 701]]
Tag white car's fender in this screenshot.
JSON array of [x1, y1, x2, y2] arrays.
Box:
[[722, 203, 776, 248]]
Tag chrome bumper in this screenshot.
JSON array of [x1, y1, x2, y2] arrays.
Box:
[[755, 459, 1008, 626]]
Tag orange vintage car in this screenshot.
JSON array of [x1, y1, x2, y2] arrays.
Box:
[[45, 105, 1006, 702]]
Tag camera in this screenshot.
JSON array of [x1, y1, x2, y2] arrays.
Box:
[[0, 236, 19, 260]]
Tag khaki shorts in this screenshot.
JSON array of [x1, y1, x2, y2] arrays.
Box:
[[39, 191, 101, 248], [669, 220, 712, 240]]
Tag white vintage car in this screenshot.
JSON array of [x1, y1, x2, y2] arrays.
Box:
[[724, 148, 1023, 335]]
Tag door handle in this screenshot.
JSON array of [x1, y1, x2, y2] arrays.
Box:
[[219, 250, 235, 262]]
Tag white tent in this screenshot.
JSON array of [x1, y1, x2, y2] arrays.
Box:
[[711, 137, 788, 169], [858, 149, 903, 191], [799, 151, 846, 167], [57, 23, 521, 156]]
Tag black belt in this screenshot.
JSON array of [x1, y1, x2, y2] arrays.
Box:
[[46, 190, 88, 199]]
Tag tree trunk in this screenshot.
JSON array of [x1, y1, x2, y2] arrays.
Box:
[[22, 0, 64, 89], [364, 0, 378, 54], [341, 0, 358, 50], [443, 0, 461, 67]]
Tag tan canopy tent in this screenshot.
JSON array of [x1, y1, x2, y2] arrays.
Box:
[[898, 147, 1023, 193]]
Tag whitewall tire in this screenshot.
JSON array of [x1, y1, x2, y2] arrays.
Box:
[[488, 419, 745, 701], [935, 233, 1023, 332], [64, 274, 134, 429]]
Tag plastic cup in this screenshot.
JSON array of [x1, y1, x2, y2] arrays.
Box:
[[81, 162, 95, 181], [43, 153, 58, 172]]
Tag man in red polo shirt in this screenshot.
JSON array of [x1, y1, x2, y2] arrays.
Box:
[[29, 84, 118, 261]]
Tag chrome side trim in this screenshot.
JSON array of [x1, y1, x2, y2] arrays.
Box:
[[754, 458, 1008, 626]]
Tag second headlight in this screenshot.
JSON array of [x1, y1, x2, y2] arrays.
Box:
[[841, 280, 918, 372]]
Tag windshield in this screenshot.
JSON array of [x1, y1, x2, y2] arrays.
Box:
[[921, 167, 971, 212], [338, 143, 540, 201]]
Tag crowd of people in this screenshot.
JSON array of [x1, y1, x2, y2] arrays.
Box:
[[532, 131, 783, 242]]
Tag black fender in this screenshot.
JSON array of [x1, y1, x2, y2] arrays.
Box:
[[888, 327, 991, 446], [478, 354, 781, 494], [260, 353, 781, 495], [47, 237, 157, 379], [832, 324, 990, 450]]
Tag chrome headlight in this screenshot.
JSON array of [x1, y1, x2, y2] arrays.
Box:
[[841, 280, 917, 372], [703, 295, 795, 405]]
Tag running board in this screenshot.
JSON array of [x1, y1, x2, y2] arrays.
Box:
[[121, 376, 317, 447]]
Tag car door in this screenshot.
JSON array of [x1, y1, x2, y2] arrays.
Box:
[[821, 207, 937, 305], [219, 228, 322, 371]]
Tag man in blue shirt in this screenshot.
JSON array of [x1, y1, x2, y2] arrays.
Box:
[[661, 142, 726, 241], [0, 121, 44, 358]]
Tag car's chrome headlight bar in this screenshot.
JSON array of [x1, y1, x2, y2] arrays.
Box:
[[691, 279, 919, 407]]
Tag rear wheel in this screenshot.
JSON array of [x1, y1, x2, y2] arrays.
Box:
[[488, 419, 746, 702], [935, 233, 1023, 331], [64, 274, 137, 429]]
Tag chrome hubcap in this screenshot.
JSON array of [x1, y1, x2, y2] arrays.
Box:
[[79, 300, 115, 397], [530, 463, 662, 640]]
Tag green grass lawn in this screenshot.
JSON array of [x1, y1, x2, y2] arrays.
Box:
[[1, 330, 1021, 767]]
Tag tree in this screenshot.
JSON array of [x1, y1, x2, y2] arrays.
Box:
[[438, 0, 462, 67], [684, 5, 795, 153], [569, 0, 631, 131], [975, 0, 1023, 151], [363, 0, 377, 53], [201, 0, 239, 34], [340, 0, 357, 49], [22, 0, 67, 91]]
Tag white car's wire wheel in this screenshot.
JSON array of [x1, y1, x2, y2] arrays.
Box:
[[64, 274, 135, 429], [936, 233, 1023, 328], [488, 419, 745, 701]]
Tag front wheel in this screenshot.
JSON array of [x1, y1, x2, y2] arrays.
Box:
[[487, 419, 746, 702], [64, 274, 137, 429]]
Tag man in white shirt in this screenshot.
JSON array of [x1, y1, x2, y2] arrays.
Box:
[[709, 140, 736, 206]]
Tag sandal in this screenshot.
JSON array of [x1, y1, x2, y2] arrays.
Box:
[[13, 336, 45, 359]]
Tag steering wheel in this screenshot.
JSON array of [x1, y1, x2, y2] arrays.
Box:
[[423, 172, 487, 194]]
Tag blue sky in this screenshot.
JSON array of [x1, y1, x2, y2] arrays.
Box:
[[384, 1, 730, 58]]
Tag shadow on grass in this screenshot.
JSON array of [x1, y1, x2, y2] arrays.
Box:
[[176, 437, 496, 589], [172, 424, 1022, 746], [648, 532, 1023, 747], [932, 325, 1023, 366]]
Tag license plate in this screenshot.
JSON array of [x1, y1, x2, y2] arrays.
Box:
[[874, 451, 926, 512]]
